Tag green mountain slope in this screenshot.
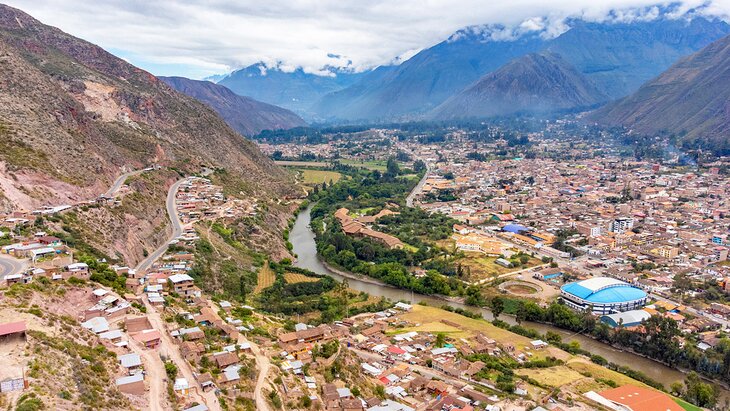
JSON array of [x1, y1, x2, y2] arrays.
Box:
[[430, 53, 607, 119], [591, 34, 730, 155]]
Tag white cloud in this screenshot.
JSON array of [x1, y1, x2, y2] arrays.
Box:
[[3, 0, 728, 79]]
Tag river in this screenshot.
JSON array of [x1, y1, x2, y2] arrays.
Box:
[[290, 206, 728, 395]]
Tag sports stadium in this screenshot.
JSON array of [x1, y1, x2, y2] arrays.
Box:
[[560, 277, 648, 315]]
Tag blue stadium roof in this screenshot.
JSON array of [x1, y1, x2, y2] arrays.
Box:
[[502, 224, 529, 234], [562, 277, 647, 304]]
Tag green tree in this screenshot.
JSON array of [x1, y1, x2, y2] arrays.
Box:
[[435, 332, 446, 348], [490, 296, 505, 320]]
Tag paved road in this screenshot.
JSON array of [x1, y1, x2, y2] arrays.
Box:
[[0, 254, 26, 278], [104, 169, 145, 198], [135, 178, 187, 273], [406, 164, 431, 207]]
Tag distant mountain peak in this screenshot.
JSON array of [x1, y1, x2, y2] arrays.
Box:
[[430, 52, 607, 120], [160, 76, 305, 136]]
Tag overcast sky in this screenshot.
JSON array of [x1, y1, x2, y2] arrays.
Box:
[[5, 0, 730, 79]]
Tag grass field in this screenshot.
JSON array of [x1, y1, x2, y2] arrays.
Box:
[[457, 253, 543, 281], [254, 263, 276, 294], [516, 366, 585, 387], [275, 160, 330, 167], [397, 304, 539, 352], [566, 358, 651, 389], [284, 272, 319, 284], [675, 398, 703, 411], [338, 158, 389, 171], [299, 169, 341, 185]]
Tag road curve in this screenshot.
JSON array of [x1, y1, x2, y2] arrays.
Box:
[[0, 254, 26, 278], [104, 169, 145, 198], [135, 178, 186, 273]]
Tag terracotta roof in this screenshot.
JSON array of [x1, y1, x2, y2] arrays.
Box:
[[599, 385, 682, 411], [132, 330, 161, 343], [0, 321, 26, 337]]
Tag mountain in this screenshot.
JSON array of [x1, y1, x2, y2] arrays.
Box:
[[0, 4, 294, 263], [316, 17, 730, 121], [430, 53, 607, 120], [545, 18, 730, 99], [203, 73, 228, 83], [590, 34, 730, 154], [160, 76, 306, 136], [314, 31, 545, 121], [219, 63, 363, 119]]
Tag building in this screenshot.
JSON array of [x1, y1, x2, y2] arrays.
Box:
[[168, 274, 196, 296], [116, 374, 145, 395], [609, 218, 634, 234], [600, 310, 651, 328], [590, 385, 682, 411], [561, 277, 648, 314]]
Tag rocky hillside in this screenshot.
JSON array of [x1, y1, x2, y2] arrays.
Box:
[[0, 4, 295, 264], [160, 76, 306, 136], [591, 34, 730, 155], [430, 53, 606, 119]]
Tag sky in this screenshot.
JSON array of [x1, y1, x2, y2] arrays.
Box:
[[5, 0, 730, 79]]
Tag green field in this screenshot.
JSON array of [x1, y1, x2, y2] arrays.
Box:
[[338, 159, 389, 171], [299, 169, 341, 185]]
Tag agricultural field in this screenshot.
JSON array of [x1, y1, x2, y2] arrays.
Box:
[[516, 366, 585, 387], [338, 158, 389, 171], [274, 160, 331, 167], [298, 169, 341, 185], [284, 272, 319, 284], [254, 263, 276, 294], [397, 304, 539, 352]]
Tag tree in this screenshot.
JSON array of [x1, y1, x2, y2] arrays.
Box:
[[490, 296, 505, 320], [683, 371, 718, 408], [386, 156, 400, 177], [413, 160, 427, 173], [435, 332, 446, 348]]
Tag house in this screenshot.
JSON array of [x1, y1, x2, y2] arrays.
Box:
[[168, 274, 196, 296], [0, 321, 26, 341], [119, 353, 142, 373], [213, 351, 239, 368], [278, 325, 328, 348], [125, 316, 153, 334], [132, 329, 162, 348], [116, 374, 145, 395]]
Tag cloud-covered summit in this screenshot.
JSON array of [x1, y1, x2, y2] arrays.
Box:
[[4, 0, 729, 78]]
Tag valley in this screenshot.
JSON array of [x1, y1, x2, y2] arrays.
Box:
[[2, 2, 730, 411]]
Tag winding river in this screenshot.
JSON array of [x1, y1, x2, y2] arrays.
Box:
[[291, 206, 728, 395]]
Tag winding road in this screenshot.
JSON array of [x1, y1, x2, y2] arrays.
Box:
[[104, 169, 146, 198], [0, 254, 26, 278], [135, 178, 187, 273]]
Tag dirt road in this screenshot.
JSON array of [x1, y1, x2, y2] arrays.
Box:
[[144, 299, 221, 410], [204, 300, 272, 411], [128, 338, 166, 411]]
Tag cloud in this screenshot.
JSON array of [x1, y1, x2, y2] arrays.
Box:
[[4, 0, 729, 79]]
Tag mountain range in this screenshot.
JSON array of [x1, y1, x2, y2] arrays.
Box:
[[430, 52, 607, 120], [216, 16, 729, 122], [218, 63, 363, 118], [591, 33, 730, 155], [160, 76, 306, 136]]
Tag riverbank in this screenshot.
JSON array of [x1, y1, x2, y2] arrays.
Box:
[[320, 259, 468, 304], [290, 204, 729, 398]]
